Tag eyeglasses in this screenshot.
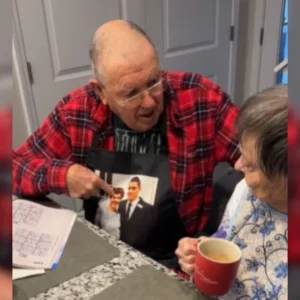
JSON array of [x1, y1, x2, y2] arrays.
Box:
[[117, 79, 164, 108]]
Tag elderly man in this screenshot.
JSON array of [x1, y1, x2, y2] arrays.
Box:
[[13, 20, 239, 269]]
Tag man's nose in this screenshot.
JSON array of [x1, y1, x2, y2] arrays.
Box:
[[141, 92, 156, 108]]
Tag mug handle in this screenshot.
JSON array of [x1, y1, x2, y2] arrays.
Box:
[[189, 236, 209, 283], [197, 236, 208, 243]]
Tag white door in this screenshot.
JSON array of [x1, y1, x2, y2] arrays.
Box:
[[146, 0, 235, 92], [14, 0, 237, 126]]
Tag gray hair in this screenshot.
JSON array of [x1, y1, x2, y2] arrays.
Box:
[[89, 21, 155, 84], [236, 85, 288, 180]]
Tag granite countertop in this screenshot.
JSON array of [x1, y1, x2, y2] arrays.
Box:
[[30, 217, 194, 300]]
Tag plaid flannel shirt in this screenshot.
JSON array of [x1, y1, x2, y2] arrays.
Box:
[[288, 108, 300, 263], [13, 71, 239, 236], [0, 108, 12, 269]]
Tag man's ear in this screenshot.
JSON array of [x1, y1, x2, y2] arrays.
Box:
[[88, 78, 108, 105]]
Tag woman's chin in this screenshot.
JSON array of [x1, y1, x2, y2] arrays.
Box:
[[249, 188, 266, 202]]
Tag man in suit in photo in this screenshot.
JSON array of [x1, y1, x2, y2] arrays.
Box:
[[118, 176, 154, 247]]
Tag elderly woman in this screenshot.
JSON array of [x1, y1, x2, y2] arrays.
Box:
[[176, 85, 287, 299]]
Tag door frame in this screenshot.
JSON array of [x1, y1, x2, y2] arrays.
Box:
[[13, 0, 39, 135], [228, 0, 241, 101], [243, 0, 285, 99], [238, 0, 266, 100], [13, 0, 242, 135], [258, 0, 285, 91]]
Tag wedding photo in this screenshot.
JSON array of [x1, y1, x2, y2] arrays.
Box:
[[110, 174, 158, 206]]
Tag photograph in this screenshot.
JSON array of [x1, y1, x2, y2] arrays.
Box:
[[111, 173, 158, 206], [95, 172, 158, 237]]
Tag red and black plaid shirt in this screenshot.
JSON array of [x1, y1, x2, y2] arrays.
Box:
[[13, 71, 239, 235], [288, 108, 300, 263], [0, 107, 12, 269]]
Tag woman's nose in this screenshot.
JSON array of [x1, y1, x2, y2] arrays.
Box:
[[234, 156, 243, 172]]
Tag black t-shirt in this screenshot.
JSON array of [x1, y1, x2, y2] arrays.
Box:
[[113, 113, 168, 155]]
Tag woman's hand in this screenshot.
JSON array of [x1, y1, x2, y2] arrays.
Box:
[[0, 271, 12, 300], [175, 237, 198, 275], [175, 236, 208, 275]]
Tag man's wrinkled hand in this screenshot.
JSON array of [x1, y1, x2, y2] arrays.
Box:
[[66, 164, 114, 199]]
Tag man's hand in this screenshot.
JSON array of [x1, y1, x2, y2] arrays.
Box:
[[66, 164, 114, 199]]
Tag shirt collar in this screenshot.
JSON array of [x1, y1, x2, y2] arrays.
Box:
[[127, 197, 140, 210]]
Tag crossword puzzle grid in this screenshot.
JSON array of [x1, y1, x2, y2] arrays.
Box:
[[13, 203, 43, 226], [13, 228, 54, 258], [13, 203, 54, 258]]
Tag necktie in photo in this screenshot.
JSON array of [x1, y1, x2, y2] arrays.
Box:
[[126, 202, 132, 220]]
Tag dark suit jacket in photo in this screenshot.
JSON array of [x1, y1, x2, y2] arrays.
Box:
[[118, 197, 154, 247]]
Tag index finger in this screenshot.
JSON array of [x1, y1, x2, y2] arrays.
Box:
[[94, 177, 115, 197]]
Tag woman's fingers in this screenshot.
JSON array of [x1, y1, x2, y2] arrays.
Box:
[[176, 237, 198, 275], [178, 259, 195, 275]]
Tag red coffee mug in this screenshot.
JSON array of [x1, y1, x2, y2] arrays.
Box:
[[193, 238, 242, 297]]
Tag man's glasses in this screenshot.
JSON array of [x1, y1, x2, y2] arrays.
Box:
[[117, 79, 164, 108]]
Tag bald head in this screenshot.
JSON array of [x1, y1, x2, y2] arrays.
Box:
[[89, 20, 157, 83], [88, 20, 163, 133]]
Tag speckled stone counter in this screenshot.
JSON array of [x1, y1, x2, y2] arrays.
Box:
[[29, 217, 195, 300]]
